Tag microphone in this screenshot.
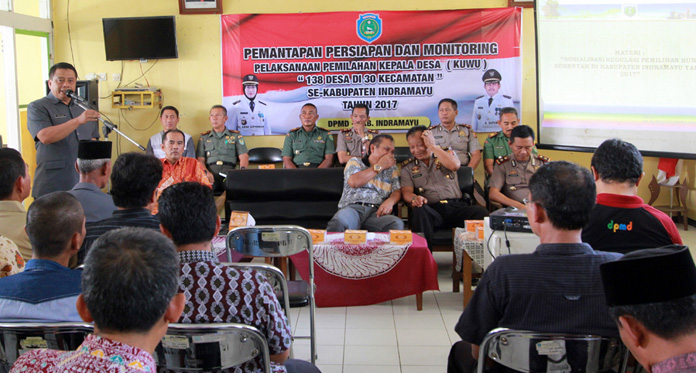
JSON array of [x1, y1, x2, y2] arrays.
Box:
[[65, 89, 87, 104]]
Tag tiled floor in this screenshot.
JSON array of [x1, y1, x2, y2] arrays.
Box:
[[287, 225, 696, 372]]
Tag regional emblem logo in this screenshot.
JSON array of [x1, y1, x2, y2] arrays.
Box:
[[623, 5, 637, 17], [357, 13, 382, 43]]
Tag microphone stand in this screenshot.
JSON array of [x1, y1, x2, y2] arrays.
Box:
[[70, 93, 146, 151]]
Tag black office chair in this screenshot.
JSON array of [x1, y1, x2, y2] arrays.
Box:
[[155, 323, 271, 372], [0, 322, 93, 371], [394, 147, 412, 163], [248, 147, 282, 165], [477, 328, 631, 373]]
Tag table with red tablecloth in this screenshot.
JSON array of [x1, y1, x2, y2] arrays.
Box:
[[290, 232, 439, 309]]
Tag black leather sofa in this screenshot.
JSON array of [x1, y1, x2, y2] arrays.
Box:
[[225, 168, 344, 229]]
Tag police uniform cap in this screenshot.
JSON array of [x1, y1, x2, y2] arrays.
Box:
[[600, 245, 696, 307], [242, 74, 259, 86], [77, 140, 112, 160], [482, 69, 502, 82]]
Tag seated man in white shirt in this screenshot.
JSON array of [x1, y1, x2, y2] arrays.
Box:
[[145, 105, 195, 159]]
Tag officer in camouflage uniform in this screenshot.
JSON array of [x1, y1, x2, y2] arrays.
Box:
[[489, 125, 548, 209], [197, 105, 249, 194], [429, 98, 481, 168], [400, 126, 488, 249], [336, 103, 379, 165], [282, 103, 335, 168], [482, 107, 537, 186]]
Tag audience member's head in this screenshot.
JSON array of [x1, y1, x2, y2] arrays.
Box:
[[110, 152, 163, 209], [161, 129, 186, 163], [508, 125, 535, 162], [158, 182, 219, 246], [601, 245, 696, 369], [528, 161, 596, 231], [160, 106, 180, 131], [497, 107, 519, 137], [0, 148, 30, 201], [406, 125, 430, 162], [79, 227, 183, 339], [26, 191, 85, 260], [591, 138, 643, 186], [364, 134, 394, 162], [209, 105, 228, 132], [76, 141, 112, 188], [300, 103, 319, 129]]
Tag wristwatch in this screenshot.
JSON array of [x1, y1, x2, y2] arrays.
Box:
[[372, 164, 382, 172]]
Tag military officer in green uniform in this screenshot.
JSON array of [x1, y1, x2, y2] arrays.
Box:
[[282, 103, 335, 168], [489, 125, 548, 209], [429, 98, 481, 168], [336, 103, 379, 164], [197, 105, 249, 194]]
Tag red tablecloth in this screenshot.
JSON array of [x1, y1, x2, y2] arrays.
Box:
[[290, 233, 439, 307]]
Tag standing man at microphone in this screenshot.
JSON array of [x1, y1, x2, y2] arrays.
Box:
[[27, 62, 100, 198]]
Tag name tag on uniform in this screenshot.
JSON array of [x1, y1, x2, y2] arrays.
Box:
[[54, 114, 67, 118], [240, 111, 249, 115]]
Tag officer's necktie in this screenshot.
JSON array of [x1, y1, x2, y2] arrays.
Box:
[[488, 97, 493, 107], [250, 101, 255, 112]]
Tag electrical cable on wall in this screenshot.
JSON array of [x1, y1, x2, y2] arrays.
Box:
[[66, 0, 76, 66]]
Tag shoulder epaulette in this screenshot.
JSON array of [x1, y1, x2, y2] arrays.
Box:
[[495, 156, 511, 165], [401, 158, 415, 167], [289, 127, 301, 132], [535, 154, 550, 162], [367, 129, 379, 134], [503, 95, 512, 99], [200, 130, 211, 136], [457, 123, 472, 129], [488, 132, 497, 138], [229, 129, 240, 134], [258, 101, 267, 106], [430, 124, 441, 129], [232, 100, 241, 105], [341, 128, 351, 132], [475, 95, 485, 100]]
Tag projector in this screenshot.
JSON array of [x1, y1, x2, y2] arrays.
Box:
[[489, 207, 532, 233]]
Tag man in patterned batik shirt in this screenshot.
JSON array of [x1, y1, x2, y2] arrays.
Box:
[[326, 134, 403, 232], [11, 227, 185, 373], [157, 182, 320, 373]]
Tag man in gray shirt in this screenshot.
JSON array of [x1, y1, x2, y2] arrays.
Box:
[[27, 62, 100, 198]]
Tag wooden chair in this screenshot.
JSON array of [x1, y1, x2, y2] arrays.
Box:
[[648, 175, 689, 230]]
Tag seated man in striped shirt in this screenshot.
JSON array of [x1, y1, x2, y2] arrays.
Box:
[[77, 152, 163, 265], [448, 161, 622, 373]]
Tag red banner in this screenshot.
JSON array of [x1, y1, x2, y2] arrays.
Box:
[[221, 9, 522, 135]]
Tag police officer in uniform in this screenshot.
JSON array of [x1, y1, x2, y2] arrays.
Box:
[[197, 105, 249, 194], [489, 125, 549, 209], [336, 103, 379, 164], [471, 69, 514, 133], [429, 98, 481, 168], [227, 74, 271, 136], [282, 103, 335, 168], [401, 126, 488, 249]]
